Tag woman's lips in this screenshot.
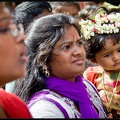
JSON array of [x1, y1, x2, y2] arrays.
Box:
[[72, 58, 84, 64], [20, 54, 28, 63], [20, 47, 28, 63]]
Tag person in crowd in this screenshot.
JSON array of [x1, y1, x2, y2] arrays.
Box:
[[2, 2, 16, 12], [0, 2, 31, 118], [49, 1, 95, 70], [13, 1, 52, 32], [79, 7, 120, 118], [5, 1, 52, 93], [49, 1, 80, 23], [13, 13, 107, 118]]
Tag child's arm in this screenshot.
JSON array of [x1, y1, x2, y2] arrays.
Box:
[[83, 66, 99, 87]]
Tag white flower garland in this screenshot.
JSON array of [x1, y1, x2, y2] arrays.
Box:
[[79, 13, 120, 40]]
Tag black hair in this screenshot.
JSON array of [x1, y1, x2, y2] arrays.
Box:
[[86, 34, 120, 61], [13, 13, 80, 103], [12, 2, 52, 30]]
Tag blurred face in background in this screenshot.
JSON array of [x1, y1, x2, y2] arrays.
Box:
[[0, 3, 28, 86], [0, 4, 12, 28], [52, 4, 80, 22]]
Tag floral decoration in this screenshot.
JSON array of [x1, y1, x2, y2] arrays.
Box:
[[79, 13, 120, 40]]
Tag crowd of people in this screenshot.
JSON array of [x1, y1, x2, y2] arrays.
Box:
[[0, 1, 120, 118]]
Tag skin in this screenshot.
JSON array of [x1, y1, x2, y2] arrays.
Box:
[[52, 4, 80, 22], [0, 6, 12, 28], [53, 5, 79, 16], [0, 5, 27, 86], [95, 39, 120, 72], [49, 25, 86, 82]]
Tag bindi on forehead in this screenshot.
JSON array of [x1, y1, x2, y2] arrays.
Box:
[[73, 36, 78, 42]]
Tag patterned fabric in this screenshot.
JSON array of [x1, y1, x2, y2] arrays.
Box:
[[83, 79, 107, 118], [83, 66, 120, 118], [27, 89, 81, 118]]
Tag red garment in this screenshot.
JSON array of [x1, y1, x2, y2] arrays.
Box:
[[0, 89, 32, 118], [83, 66, 103, 86]]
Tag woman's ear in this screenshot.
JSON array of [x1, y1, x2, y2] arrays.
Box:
[[38, 55, 46, 66]]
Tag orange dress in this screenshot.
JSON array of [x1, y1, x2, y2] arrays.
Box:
[[83, 66, 120, 118], [0, 89, 32, 118]]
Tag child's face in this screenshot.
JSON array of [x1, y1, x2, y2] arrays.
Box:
[[95, 39, 120, 71]]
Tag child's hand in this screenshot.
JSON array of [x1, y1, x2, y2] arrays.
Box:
[[107, 113, 113, 119]]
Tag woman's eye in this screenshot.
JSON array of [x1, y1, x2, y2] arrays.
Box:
[[118, 49, 120, 52], [62, 45, 70, 50], [77, 41, 82, 46]]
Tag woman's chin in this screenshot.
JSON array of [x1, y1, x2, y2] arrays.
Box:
[[13, 68, 27, 79]]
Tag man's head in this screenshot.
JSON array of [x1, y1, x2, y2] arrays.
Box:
[[13, 2, 52, 31]]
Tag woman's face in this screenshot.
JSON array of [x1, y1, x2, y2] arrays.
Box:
[[0, 6, 28, 85], [49, 25, 86, 81]]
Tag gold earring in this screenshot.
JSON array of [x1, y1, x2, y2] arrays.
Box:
[[43, 65, 50, 77]]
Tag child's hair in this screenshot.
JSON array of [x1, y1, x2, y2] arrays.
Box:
[[79, 7, 120, 62]]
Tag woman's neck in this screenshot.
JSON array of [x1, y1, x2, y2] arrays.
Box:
[[51, 75, 79, 82]]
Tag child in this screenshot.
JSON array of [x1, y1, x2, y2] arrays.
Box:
[[79, 7, 120, 118]]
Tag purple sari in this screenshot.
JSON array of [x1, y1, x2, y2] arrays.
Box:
[[45, 75, 99, 118]]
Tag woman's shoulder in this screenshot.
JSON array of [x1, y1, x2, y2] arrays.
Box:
[[28, 98, 65, 118], [27, 89, 69, 106], [0, 89, 31, 118], [27, 89, 81, 118]]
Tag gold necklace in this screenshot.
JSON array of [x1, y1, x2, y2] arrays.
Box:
[[102, 71, 119, 113]]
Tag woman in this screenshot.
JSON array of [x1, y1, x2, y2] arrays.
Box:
[[13, 13, 107, 118], [5, 1, 52, 93], [0, 2, 31, 118]]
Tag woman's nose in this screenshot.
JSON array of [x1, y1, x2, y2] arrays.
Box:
[[72, 45, 84, 56], [14, 24, 25, 43], [16, 33, 26, 43]]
